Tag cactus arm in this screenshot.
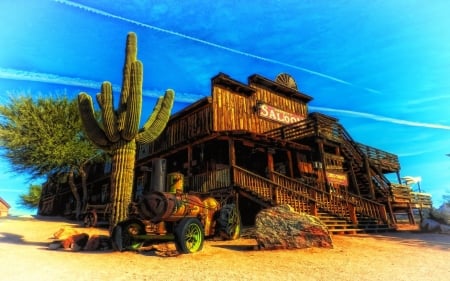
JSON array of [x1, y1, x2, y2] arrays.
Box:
[[121, 60, 143, 141], [78, 93, 111, 148], [117, 32, 138, 132], [142, 96, 163, 130], [137, 89, 174, 144], [96, 82, 120, 142]]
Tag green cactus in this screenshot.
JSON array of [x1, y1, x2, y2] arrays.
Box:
[[78, 32, 174, 228]]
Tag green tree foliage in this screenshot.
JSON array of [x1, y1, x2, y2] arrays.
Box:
[[0, 95, 102, 218], [443, 190, 450, 207], [78, 32, 174, 228], [18, 184, 42, 209]]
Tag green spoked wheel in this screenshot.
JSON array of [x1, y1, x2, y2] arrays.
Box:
[[217, 203, 241, 240], [174, 218, 204, 254], [111, 219, 145, 251]]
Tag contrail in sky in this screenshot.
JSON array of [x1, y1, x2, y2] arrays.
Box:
[[310, 106, 450, 130], [0, 67, 203, 103], [53, 0, 381, 94], [1, 67, 448, 130]]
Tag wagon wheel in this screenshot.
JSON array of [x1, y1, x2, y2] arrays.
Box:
[[83, 211, 97, 227], [217, 203, 241, 240], [111, 219, 146, 251], [174, 218, 204, 254]]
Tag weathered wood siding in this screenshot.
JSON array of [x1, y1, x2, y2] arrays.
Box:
[[212, 84, 308, 133], [139, 104, 213, 159]]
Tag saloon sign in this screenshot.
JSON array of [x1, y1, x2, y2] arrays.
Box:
[[258, 103, 305, 124], [326, 172, 349, 186]]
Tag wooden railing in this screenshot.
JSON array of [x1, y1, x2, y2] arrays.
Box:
[[346, 192, 389, 224], [264, 118, 315, 140], [232, 165, 313, 209], [186, 164, 389, 224], [410, 192, 432, 208], [187, 167, 231, 193], [357, 143, 400, 171], [272, 172, 349, 219], [274, 172, 389, 224]]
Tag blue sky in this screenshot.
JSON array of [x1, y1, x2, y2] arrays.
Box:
[[1, 0, 450, 215]]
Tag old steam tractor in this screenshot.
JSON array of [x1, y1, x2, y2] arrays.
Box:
[[111, 159, 241, 254]]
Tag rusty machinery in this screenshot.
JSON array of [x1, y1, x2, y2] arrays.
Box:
[[111, 166, 241, 254]]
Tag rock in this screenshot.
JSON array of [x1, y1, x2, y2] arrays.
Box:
[[84, 235, 112, 251], [439, 224, 450, 234], [62, 233, 89, 251], [420, 218, 441, 232], [48, 241, 62, 250], [255, 204, 333, 250]]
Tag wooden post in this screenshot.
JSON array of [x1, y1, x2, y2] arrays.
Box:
[[228, 138, 235, 185], [349, 159, 361, 197], [310, 201, 318, 216], [267, 148, 277, 202], [335, 146, 341, 156], [386, 198, 396, 225], [364, 156, 376, 199], [378, 205, 388, 224], [317, 140, 329, 191], [286, 150, 294, 178], [267, 149, 275, 181], [407, 203, 416, 225], [228, 138, 235, 166], [347, 203, 358, 225], [396, 171, 402, 184]]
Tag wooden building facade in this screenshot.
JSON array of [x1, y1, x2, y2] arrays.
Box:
[[0, 197, 10, 217], [39, 73, 431, 233]]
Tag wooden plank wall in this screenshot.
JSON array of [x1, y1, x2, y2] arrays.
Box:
[[142, 105, 213, 157], [212, 84, 308, 134]]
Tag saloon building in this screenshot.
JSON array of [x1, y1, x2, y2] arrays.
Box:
[[39, 73, 431, 233]]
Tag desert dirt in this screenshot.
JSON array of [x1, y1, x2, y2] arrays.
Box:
[[0, 216, 449, 281]]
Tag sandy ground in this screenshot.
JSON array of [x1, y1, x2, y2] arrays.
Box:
[[0, 216, 449, 281]]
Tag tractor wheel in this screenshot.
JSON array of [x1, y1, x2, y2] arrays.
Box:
[[217, 203, 241, 240], [83, 211, 97, 227], [111, 219, 145, 251], [174, 218, 204, 254]]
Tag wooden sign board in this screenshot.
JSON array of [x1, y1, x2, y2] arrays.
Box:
[[258, 103, 305, 124], [326, 171, 348, 186]]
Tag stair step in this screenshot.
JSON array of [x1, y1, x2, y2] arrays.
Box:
[[328, 228, 365, 235]]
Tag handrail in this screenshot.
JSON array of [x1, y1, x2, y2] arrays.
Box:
[[272, 171, 350, 219], [356, 143, 399, 167], [187, 167, 231, 193], [232, 165, 315, 204], [273, 171, 388, 224]]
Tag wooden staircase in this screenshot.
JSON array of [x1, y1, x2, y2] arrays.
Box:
[[232, 165, 394, 234]]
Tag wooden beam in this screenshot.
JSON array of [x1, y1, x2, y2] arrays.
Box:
[[286, 150, 294, 178], [364, 156, 376, 199]]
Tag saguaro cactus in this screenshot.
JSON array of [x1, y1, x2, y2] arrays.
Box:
[[78, 32, 174, 228]]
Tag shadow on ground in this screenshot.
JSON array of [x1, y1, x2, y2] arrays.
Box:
[[353, 230, 450, 251]]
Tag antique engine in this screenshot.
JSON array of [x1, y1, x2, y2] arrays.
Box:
[[112, 159, 241, 254], [137, 191, 220, 237]]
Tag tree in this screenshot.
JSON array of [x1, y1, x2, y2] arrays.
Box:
[[0, 95, 102, 218], [78, 32, 174, 228], [18, 184, 42, 209], [442, 190, 450, 207]]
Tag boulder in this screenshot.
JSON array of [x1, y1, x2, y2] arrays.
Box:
[[440, 224, 450, 234], [62, 233, 89, 251], [420, 218, 441, 232], [84, 235, 112, 251], [255, 204, 333, 250]]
